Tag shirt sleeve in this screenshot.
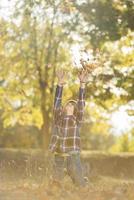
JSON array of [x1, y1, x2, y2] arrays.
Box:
[[53, 85, 63, 124], [76, 87, 86, 125]]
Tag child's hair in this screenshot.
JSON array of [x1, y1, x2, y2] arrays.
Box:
[[54, 100, 78, 126], [62, 99, 78, 115]]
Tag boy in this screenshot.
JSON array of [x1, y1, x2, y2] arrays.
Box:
[[48, 69, 89, 188]]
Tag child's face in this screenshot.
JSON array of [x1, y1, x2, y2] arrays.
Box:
[[64, 103, 75, 115]]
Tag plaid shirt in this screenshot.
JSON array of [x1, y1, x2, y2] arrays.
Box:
[[49, 84, 85, 153]]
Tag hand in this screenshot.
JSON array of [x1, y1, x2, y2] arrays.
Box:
[[56, 69, 67, 86], [78, 69, 89, 84]]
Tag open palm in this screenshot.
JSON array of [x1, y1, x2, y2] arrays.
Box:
[[56, 69, 67, 85], [78, 69, 89, 83]]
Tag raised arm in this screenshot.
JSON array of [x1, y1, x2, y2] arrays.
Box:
[[54, 84, 63, 109], [54, 70, 66, 109], [76, 69, 88, 125], [53, 70, 67, 123]]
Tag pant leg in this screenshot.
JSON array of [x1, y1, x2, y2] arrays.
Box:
[[52, 153, 65, 182], [66, 152, 87, 187]]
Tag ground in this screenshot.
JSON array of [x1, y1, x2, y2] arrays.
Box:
[[0, 176, 134, 200], [0, 149, 134, 200]]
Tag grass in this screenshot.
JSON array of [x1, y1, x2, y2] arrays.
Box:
[[0, 148, 134, 200], [0, 174, 134, 200]]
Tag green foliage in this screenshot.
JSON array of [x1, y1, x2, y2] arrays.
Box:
[[75, 0, 134, 47], [110, 131, 134, 152]]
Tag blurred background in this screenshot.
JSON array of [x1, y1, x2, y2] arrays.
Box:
[[0, 0, 134, 153]]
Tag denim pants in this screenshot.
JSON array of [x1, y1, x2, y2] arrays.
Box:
[[52, 151, 87, 187]]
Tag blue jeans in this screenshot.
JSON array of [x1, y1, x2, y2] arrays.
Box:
[[52, 151, 87, 187]]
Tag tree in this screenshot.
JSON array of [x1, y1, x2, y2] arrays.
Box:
[[74, 0, 134, 47], [0, 0, 81, 149]]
